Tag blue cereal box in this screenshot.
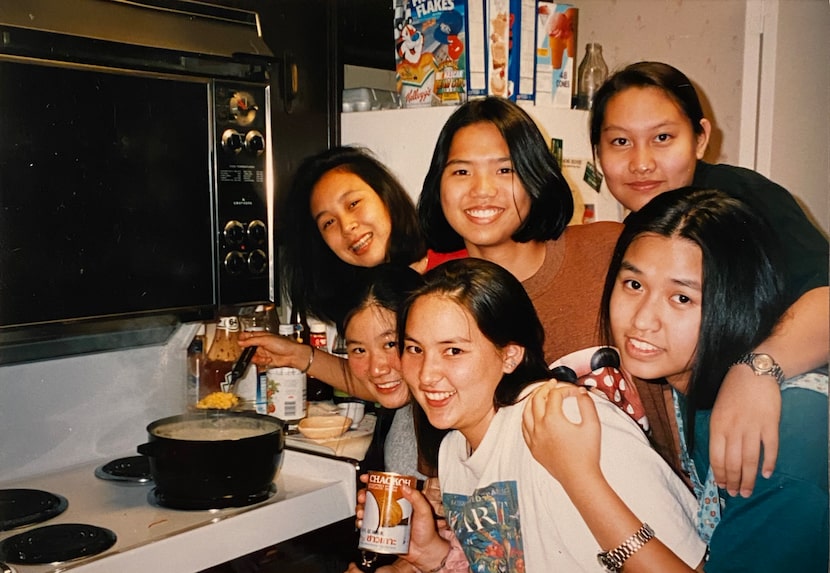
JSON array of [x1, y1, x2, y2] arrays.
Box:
[[395, 0, 469, 107], [535, 2, 577, 107]]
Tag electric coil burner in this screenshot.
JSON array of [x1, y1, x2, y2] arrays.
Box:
[[0, 490, 67, 532], [148, 482, 277, 511], [94, 456, 153, 485], [0, 524, 116, 565]]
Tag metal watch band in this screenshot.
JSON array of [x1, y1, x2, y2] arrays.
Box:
[[733, 352, 786, 385], [597, 522, 655, 572]]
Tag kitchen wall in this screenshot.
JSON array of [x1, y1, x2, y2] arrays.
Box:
[[0, 324, 195, 482]]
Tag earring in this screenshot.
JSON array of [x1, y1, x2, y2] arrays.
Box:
[[506, 360, 516, 369]]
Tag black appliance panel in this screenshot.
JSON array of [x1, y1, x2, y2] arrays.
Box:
[[0, 60, 216, 328]]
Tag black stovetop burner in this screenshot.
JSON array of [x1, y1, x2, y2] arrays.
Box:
[[0, 523, 116, 565], [94, 455, 153, 484], [0, 489, 68, 532], [149, 482, 277, 511]]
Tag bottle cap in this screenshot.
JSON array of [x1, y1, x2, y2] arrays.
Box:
[[308, 318, 327, 333], [278, 324, 294, 336]]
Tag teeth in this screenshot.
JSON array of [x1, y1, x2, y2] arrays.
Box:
[[630, 338, 658, 351], [425, 390, 456, 401], [466, 208, 501, 218], [350, 233, 372, 252], [376, 380, 401, 390]]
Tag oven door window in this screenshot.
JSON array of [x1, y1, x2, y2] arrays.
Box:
[[0, 60, 214, 328]]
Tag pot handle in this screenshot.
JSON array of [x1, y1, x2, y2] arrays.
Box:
[[137, 441, 161, 457]]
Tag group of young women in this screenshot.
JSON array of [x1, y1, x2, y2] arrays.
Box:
[[239, 61, 829, 572]]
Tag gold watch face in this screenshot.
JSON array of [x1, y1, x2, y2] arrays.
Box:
[[751, 353, 774, 372]]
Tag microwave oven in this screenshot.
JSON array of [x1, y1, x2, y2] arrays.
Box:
[[0, 1, 276, 364]]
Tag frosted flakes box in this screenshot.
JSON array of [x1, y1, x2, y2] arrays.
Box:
[[535, 2, 577, 107], [395, 0, 469, 107]]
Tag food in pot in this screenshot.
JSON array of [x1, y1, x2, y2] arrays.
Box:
[[196, 391, 239, 410]]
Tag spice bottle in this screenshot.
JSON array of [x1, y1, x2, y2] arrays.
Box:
[[307, 318, 334, 402], [576, 42, 608, 110], [265, 323, 308, 425], [200, 315, 242, 399]]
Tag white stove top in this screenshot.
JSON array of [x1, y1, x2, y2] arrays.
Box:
[[0, 449, 357, 573]]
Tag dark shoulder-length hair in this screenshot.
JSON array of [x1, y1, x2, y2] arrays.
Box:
[[418, 97, 574, 252], [590, 61, 706, 149], [399, 258, 553, 468], [278, 146, 426, 325], [599, 187, 787, 444]]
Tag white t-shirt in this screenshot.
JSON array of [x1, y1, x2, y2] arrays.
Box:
[[439, 384, 707, 572]]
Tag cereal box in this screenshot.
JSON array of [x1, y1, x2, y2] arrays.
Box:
[[395, 0, 469, 107], [485, 0, 535, 101], [535, 2, 577, 107]]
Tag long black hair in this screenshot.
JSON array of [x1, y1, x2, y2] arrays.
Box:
[[418, 97, 573, 252], [278, 146, 426, 326], [399, 258, 553, 468], [599, 187, 787, 446]]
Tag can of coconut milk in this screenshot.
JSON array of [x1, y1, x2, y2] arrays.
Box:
[[359, 471, 416, 554]]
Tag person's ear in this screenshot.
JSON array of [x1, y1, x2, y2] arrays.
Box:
[[502, 344, 525, 373], [695, 118, 712, 160]]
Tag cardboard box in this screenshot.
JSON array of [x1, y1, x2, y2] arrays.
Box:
[[535, 2, 577, 107], [394, 0, 469, 107], [486, 0, 536, 101]]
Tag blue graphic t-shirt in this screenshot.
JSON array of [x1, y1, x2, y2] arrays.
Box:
[[444, 481, 524, 571]]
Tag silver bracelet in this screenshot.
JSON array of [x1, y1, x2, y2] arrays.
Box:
[[597, 522, 655, 572], [300, 346, 315, 374]]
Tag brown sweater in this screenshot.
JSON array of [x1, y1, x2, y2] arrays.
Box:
[[522, 222, 681, 474]]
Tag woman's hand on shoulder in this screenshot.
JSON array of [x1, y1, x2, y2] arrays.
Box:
[[709, 366, 781, 498], [522, 381, 603, 489]]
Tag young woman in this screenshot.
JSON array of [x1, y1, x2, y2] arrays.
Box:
[[524, 188, 828, 572], [241, 146, 459, 401], [590, 62, 830, 495], [388, 258, 706, 572], [338, 264, 427, 479]]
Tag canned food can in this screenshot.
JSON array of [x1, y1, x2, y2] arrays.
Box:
[[359, 471, 416, 554]]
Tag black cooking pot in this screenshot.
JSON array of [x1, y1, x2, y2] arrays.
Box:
[[137, 410, 285, 509]]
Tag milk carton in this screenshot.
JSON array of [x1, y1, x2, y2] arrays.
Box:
[[535, 2, 577, 107], [395, 0, 469, 107]]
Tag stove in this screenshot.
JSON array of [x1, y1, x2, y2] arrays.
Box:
[[0, 450, 356, 572]]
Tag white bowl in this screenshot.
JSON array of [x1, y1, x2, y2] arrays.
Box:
[[297, 415, 352, 440]]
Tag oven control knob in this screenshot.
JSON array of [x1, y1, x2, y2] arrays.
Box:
[[244, 130, 265, 155], [247, 220, 267, 245], [247, 249, 267, 274], [224, 251, 246, 275], [221, 129, 243, 153], [224, 220, 245, 246]]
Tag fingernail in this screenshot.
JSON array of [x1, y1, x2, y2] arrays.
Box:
[[740, 489, 752, 498], [402, 485, 412, 494], [727, 488, 738, 497], [762, 470, 772, 479]]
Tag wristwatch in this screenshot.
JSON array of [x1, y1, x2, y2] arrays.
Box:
[[597, 523, 655, 572], [733, 352, 785, 385]]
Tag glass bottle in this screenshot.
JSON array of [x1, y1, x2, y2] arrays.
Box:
[[576, 42, 608, 110], [239, 305, 270, 412], [265, 323, 308, 425], [186, 323, 206, 406], [307, 318, 334, 402], [200, 315, 242, 399], [331, 331, 352, 404]]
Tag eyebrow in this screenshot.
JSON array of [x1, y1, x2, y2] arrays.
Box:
[[619, 260, 702, 290]]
